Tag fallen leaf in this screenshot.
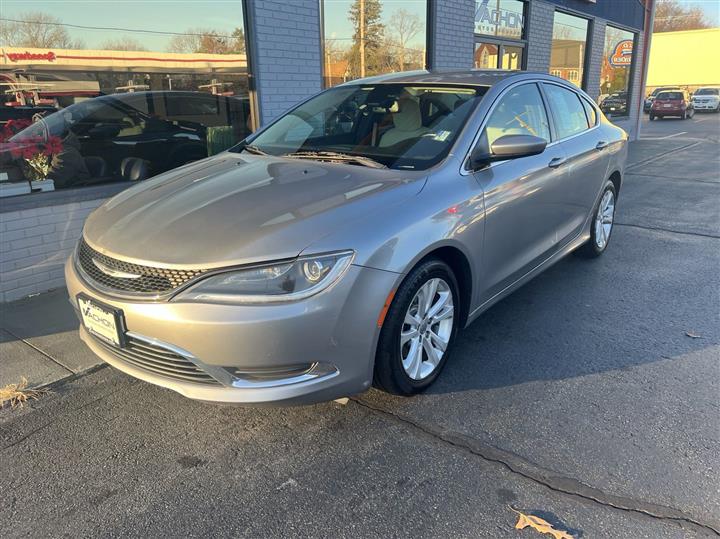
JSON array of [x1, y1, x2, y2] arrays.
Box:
[[685, 331, 702, 339], [510, 507, 574, 539], [333, 397, 349, 405]]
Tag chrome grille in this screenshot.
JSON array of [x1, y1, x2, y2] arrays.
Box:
[[91, 333, 222, 386], [77, 238, 206, 295]]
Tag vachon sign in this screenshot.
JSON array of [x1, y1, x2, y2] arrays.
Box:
[[610, 40, 633, 67]]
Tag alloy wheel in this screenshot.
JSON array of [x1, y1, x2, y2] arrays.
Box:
[[594, 190, 615, 250], [400, 278, 454, 380]]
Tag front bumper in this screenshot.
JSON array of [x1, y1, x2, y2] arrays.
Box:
[[692, 102, 719, 110], [65, 257, 399, 405]]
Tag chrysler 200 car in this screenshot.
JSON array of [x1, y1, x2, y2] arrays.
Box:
[[66, 70, 628, 405]]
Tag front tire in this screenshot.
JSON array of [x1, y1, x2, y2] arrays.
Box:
[[373, 259, 460, 396], [575, 181, 617, 259]]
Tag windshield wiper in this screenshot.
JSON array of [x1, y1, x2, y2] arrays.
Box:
[[241, 144, 268, 155], [284, 151, 387, 169]]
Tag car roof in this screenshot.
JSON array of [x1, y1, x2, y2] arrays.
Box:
[[338, 69, 557, 88]]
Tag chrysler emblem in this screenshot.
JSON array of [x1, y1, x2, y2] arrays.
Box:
[[92, 258, 142, 279]]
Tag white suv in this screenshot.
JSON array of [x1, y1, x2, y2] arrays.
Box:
[[691, 88, 720, 112]]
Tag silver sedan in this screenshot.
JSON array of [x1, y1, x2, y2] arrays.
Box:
[[66, 70, 628, 405]]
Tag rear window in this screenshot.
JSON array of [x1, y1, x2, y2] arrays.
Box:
[[657, 92, 683, 100], [695, 88, 719, 96]]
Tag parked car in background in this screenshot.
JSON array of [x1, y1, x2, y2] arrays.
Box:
[[67, 71, 628, 405], [600, 92, 628, 116], [644, 86, 682, 113], [650, 90, 694, 120], [6, 91, 252, 187], [691, 87, 720, 112]]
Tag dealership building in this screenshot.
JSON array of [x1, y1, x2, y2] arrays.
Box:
[[0, 0, 651, 301]]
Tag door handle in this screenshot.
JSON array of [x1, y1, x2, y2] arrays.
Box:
[[595, 140, 609, 150], [548, 157, 567, 169]]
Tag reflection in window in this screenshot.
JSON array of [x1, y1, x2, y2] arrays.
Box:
[[543, 84, 590, 139], [474, 43, 499, 69], [502, 45, 522, 70], [484, 83, 549, 147], [0, 1, 252, 190], [474, 0, 525, 40], [599, 27, 635, 117], [322, 0, 427, 87], [549, 12, 589, 88]]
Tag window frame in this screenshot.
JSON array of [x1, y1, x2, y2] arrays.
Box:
[[473, 0, 527, 70], [549, 9, 592, 91]]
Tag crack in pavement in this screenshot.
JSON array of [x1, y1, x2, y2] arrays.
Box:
[[2, 327, 74, 375], [614, 222, 720, 240], [351, 396, 720, 537], [626, 141, 702, 172]]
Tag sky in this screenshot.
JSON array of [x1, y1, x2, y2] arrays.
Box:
[[2, 0, 428, 52], [679, 0, 720, 26]]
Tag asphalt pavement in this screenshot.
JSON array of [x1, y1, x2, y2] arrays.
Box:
[[1, 113, 719, 538]]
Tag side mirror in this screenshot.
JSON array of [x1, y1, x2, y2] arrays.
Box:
[[469, 134, 547, 170]]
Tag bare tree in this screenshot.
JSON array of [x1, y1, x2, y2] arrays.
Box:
[[654, 0, 711, 33], [0, 11, 82, 48], [166, 27, 244, 54], [100, 37, 147, 51], [388, 9, 421, 71]]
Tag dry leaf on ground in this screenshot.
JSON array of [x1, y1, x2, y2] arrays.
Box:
[[510, 507, 574, 539], [0, 378, 49, 409]]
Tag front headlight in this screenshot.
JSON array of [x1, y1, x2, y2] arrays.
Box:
[[174, 250, 354, 304]]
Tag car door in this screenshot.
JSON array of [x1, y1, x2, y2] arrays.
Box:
[[541, 83, 611, 247], [471, 82, 568, 302]]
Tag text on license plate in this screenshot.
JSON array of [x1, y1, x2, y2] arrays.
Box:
[[78, 296, 123, 346], [664, 104, 672, 108]]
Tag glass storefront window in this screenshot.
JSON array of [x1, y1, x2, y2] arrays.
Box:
[[473, 1, 525, 71], [0, 1, 253, 190], [599, 26, 636, 118], [549, 11, 589, 88], [474, 0, 525, 40], [322, 0, 428, 88]]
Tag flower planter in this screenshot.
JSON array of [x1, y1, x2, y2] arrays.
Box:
[[31, 179, 55, 192]]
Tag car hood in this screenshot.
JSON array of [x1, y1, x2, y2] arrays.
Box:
[[83, 153, 426, 268]]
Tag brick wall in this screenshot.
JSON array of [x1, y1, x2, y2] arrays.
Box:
[[0, 199, 104, 302], [585, 18, 607, 102], [430, 0, 475, 69], [525, 0, 555, 72], [248, 0, 323, 125]]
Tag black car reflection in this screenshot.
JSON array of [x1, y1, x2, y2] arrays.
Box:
[[600, 92, 628, 116], [8, 91, 252, 188]]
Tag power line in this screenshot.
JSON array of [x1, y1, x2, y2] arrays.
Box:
[[0, 17, 240, 39]]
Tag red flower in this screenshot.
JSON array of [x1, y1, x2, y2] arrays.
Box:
[[22, 144, 38, 159], [44, 136, 63, 155]]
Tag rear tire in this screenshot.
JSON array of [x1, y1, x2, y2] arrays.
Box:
[[373, 259, 460, 396], [649, 114, 656, 121], [575, 181, 617, 259]]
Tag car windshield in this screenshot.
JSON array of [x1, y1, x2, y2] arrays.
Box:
[[231, 83, 487, 170], [695, 88, 719, 96], [657, 92, 683, 100]]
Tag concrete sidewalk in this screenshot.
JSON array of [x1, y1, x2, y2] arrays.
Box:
[[0, 288, 103, 389]]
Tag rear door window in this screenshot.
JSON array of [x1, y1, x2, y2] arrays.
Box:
[[542, 84, 589, 139]]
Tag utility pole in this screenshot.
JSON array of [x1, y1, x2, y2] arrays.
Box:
[[359, 0, 365, 77]]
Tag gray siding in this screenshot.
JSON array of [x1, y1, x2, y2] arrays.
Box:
[[525, 0, 555, 72], [430, 0, 475, 69], [248, 0, 323, 125]]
